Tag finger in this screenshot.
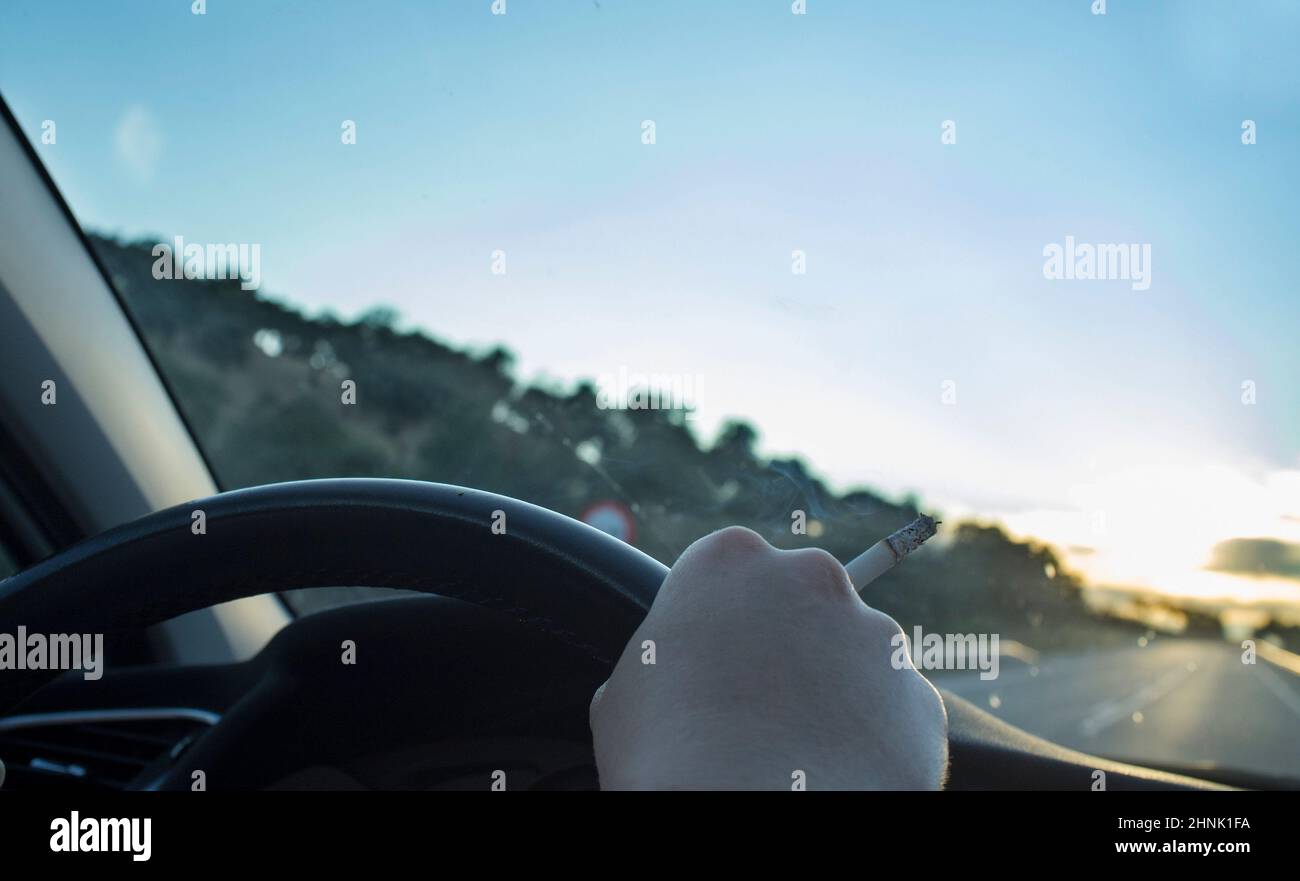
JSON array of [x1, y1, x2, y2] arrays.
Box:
[[589, 679, 609, 716], [774, 546, 856, 599], [659, 525, 775, 596]]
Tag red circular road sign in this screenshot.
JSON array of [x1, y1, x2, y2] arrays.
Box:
[[579, 499, 637, 545]]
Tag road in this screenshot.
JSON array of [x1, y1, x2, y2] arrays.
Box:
[[929, 638, 1300, 782]]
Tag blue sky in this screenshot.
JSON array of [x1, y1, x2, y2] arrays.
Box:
[[3, 0, 1298, 601]]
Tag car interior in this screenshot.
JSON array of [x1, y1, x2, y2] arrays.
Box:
[[0, 96, 1267, 793]]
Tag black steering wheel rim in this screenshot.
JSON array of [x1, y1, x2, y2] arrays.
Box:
[[1, 478, 1227, 791], [0, 478, 668, 715]]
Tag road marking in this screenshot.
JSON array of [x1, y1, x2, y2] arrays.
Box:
[[1079, 664, 1195, 737], [1254, 664, 1300, 723], [1257, 640, 1300, 677]]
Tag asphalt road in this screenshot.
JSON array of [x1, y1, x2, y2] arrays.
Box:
[[929, 638, 1300, 782]]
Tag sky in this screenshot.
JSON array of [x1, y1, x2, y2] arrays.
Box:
[[2, 0, 1298, 606]]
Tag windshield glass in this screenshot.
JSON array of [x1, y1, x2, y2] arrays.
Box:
[[3, 1, 1298, 783]]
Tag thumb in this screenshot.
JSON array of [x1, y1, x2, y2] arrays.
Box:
[[589, 679, 609, 717]]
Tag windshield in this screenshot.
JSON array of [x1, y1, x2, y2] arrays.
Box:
[[3, 0, 1298, 783]]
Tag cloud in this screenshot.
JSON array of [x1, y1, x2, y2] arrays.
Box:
[[113, 105, 163, 182], [1206, 538, 1300, 582]]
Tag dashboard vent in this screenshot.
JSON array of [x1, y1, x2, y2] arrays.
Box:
[[0, 709, 217, 790]]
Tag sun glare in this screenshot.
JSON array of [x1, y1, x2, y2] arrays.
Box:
[[1003, 462, 1300, 609]]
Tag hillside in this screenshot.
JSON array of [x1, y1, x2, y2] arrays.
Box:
[[91, 233, 1152, 651]]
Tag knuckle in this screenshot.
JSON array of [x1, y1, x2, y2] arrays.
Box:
[[693, 525, 773, 559], [913, 676, 949, 757], [588, 683, 613, 736], [901, 664, 947, 724], [588, 680, 609, 717], [865, 607, 907, 640], [778, 547, 853, 597]]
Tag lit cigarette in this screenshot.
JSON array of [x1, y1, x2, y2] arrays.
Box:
[[845, 514, 940, 594]]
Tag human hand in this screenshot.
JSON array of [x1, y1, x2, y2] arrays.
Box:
[[590, 526, 948, 790]]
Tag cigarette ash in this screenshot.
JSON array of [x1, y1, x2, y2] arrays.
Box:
[[885, 514, 940, 559]]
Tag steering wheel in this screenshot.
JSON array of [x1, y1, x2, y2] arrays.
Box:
[[0, 478, 1217, 790], [0, 479, 666, 788]]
